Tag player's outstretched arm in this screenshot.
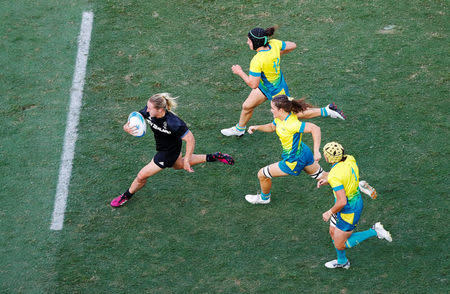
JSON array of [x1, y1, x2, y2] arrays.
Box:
[[231, 64, 260, 89], [248, 122, 276, 134], [280, 41, 296, 55]]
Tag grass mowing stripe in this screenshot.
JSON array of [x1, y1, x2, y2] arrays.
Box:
[[50, 11, 93, 231]]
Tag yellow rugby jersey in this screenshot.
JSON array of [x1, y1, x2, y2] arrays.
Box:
[[273, 113, 305, 160], [328, 155, 361, 204], [249, 39, 287, 96]]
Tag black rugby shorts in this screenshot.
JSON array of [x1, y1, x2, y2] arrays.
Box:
[[153, 150, 181, 169]]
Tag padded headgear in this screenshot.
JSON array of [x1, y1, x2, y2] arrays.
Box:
[[248, 27, 268, 50], [323, 142, 344, 163]]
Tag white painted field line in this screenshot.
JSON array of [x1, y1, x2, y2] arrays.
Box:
[[50, 11, 94, 231]]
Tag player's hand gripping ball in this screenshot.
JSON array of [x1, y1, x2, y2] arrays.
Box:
[[127, 112, 146, 137]]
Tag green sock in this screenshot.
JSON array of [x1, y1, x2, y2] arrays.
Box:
[[345, 229, 377, 248], [261, 192, 271, 200]]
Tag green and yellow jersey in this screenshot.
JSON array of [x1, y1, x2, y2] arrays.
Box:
[[328, 155, 363, 225], [249, 39, 289, 99], [273, 113, 305, 160]]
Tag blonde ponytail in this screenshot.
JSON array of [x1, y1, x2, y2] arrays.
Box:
[[149, 93, 178, 111]]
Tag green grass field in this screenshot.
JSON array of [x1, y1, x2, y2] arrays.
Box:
[[1, 0, 448, 293]]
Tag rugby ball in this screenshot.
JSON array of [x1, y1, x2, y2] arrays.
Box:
[[127, 111, 146, 137]]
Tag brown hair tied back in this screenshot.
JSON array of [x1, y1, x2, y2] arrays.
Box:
[[264, 26, 276, 37], [272, 95, 312, 114]]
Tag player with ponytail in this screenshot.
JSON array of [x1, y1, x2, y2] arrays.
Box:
[[110, 93, 235, 207], [221, 26, 346, 137], [243, 95, 327, 204], [148, 92, 178, 111]]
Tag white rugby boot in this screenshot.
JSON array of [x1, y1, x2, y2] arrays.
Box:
[[359, 180, 377, 199], [245, 194, 270, 204], [373, 222, 393, 242], [325, 103, 346, 120], [221, 126, 245, 137], [324, 259, 351, 269]]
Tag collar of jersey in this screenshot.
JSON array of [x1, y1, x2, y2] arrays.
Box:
[[258, 44, 272, 52]]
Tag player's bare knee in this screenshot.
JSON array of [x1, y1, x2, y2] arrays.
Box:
[[136, 173, 148, 184], [242, 101, 255, 113]]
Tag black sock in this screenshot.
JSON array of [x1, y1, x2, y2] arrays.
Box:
[[124, 189, 134, 198], [206, 154, 216, 162]]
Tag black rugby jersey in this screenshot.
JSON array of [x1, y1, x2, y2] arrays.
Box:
[[139, 106, 189, 152]]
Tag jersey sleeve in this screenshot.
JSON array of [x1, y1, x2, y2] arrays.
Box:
[[272, 39, 283, 49], [273, 118, 279, 126], [138, 106, 150, 119], [328, 169, 345, 193], [249, 55, 262, 77], [169, 115, 189, 138]]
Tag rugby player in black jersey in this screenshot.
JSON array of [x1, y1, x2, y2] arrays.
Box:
[[111, 93, 234, 207]]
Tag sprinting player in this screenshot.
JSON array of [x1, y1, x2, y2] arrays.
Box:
[[111, 93, 234, 207], [317, 142, 392, 269], [244, 95, 326, 204], [221, 26, 345, 137]]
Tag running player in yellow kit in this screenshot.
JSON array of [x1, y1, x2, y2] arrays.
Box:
[[317, 142, 392, 269], [244, 95, 327, 204], [221, 27, 345, 137]]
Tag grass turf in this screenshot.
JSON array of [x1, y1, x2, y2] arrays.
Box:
[[1, 0, 448, 292]]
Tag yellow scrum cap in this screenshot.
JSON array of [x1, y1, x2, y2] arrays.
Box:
[[323, 142, 344, 163]]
